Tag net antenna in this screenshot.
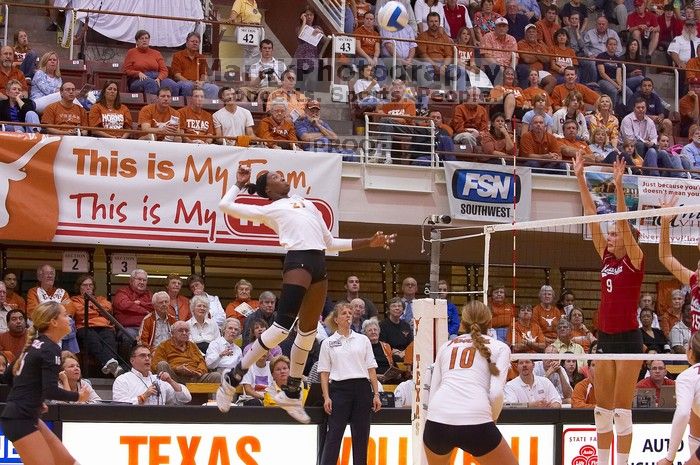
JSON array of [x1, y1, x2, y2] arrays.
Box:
[[481, 203, 700, 306]]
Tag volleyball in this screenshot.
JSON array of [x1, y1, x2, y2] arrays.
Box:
[[377, 1, 409, 32]]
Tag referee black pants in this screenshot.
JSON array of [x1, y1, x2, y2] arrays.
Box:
[[320, 378, 373, 465]]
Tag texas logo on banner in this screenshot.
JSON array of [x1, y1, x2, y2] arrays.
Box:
[[0, 134, 342, 253]]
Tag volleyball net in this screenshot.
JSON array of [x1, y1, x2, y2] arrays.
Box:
[[410, 201, 700, 464]]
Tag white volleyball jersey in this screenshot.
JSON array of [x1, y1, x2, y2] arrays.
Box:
[[426, 334, 511, 425], [219, 186, 352, 252], [667, 362, 700, 460]]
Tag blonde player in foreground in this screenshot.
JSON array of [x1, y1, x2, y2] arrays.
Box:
[[657, 332, 700, 465], [422, 301, 517, 465], [574, 154, 644, 465]]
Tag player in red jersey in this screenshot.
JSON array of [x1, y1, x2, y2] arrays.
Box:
[[657, 195, 700, 462], [574, 154, 644, 465], [659, 195, 700, 333]]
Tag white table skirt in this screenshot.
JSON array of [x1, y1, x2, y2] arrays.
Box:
[[54, 0, 205, 47]]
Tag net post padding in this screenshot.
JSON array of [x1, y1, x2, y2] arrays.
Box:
[[411, 298, 449, 465]]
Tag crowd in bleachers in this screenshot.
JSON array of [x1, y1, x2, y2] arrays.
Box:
[[0, 0, 698, 173], [0, 264, 689, 409]]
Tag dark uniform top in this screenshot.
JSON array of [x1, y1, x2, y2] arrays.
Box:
[[1, 334, 78, 419]]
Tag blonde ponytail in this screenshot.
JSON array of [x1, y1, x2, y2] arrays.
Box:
[[463, 301, 499, 376], [12, 301, 63, 376], [13, 326, 37, 376]]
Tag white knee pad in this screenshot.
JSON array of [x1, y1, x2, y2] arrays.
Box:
[[260, 322, 291, 349], [614, 408, 633, 436], [689, 434, 700, 454], [293, 328, 317, 351], [594, 406, 614, 434]]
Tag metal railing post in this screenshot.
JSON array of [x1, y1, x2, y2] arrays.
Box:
[[621, 63, 627, 106], [364, 113, 370, 165], [430, 119, 436, 167], [674, 68, 680, 114], [330, 35, 337, 95], [69, 9, 76, 60], [3, 4, 9, 47], [452, 46, 458, 92]]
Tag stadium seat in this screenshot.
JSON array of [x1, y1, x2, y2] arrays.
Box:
[[60, 59, 88, 88], [89, 61, 127, 92]]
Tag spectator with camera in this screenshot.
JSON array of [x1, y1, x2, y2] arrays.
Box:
[[112, 343, 192, 405]]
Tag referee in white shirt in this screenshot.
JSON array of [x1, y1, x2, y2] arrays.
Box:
[[319, 302, 382, 465]]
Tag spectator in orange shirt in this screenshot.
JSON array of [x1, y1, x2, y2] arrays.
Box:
[[0, 46, 27, 100], [550, 29, 578, 85], [516, 24, 555, 91], [138, 86, 181, 141], [0, 309, 28, 361], [507, 304, 545, 353], [225, 279, 260, 326], [2, 272, 25, 313], [518, 114, 566, 172], [124, 29, 179, 96], [480, 112, 516, 160], [571, 360, 596, 408], [68, 274, 123, 377], [41, 82, 88, 135], [171, 32, 219, 99], [415, 12, 465, 90], [488, 66, 529, 121], [354, 11, 380, 67], [26, 264, 71, 319], [451, 86, 489, 150], [558, 119, 597, 162], [89, 80, 132, 139], [488, 284, 516, 342], [680, 78, 700, 137], [165, 274, 190, 322], [153, 321, 221, 384], [179, 87, 214, 144], [257, 98, 299, 149], [535, 5, 560, 48], [550, 66, 600, 110]]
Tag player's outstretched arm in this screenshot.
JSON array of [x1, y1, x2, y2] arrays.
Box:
[[658, 195, 693, 285], [573, 153, 606, 258]]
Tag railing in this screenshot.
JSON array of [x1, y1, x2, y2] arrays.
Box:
[[364, 113, 436, 166], [309, 0, 345, 33]]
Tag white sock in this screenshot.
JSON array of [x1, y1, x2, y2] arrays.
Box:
[[616, 452, 629, 465], [597, 448, 610, 465], [289, 328, 317, 379]]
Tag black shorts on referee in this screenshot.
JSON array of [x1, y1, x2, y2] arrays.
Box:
[[423, 420, 502, 457]]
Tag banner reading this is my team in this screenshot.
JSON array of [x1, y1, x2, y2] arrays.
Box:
[[0, 133, 342, 253], [443, 161, 532, 223], [584, 171, 700, 245]]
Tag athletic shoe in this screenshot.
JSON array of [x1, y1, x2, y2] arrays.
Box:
[[101, 358, 120, 377], [216, 362, 247, 413], [273, 389, 310, 424]]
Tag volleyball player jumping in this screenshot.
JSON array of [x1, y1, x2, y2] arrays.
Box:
[[217, 165, 396, 422], [0, 301, 90, 465], [657, 195, 700, 461], [574, 154, 644, 465], [422, 300, 517, 465]]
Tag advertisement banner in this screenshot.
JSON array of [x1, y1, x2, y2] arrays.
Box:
[[584, 172, 700, 245], [562, 424, 690, 465], [62, 422, 318, 465], [0, 134, 342, 253], [443, 161, 532, 223], [336, 424, 554, 465]]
